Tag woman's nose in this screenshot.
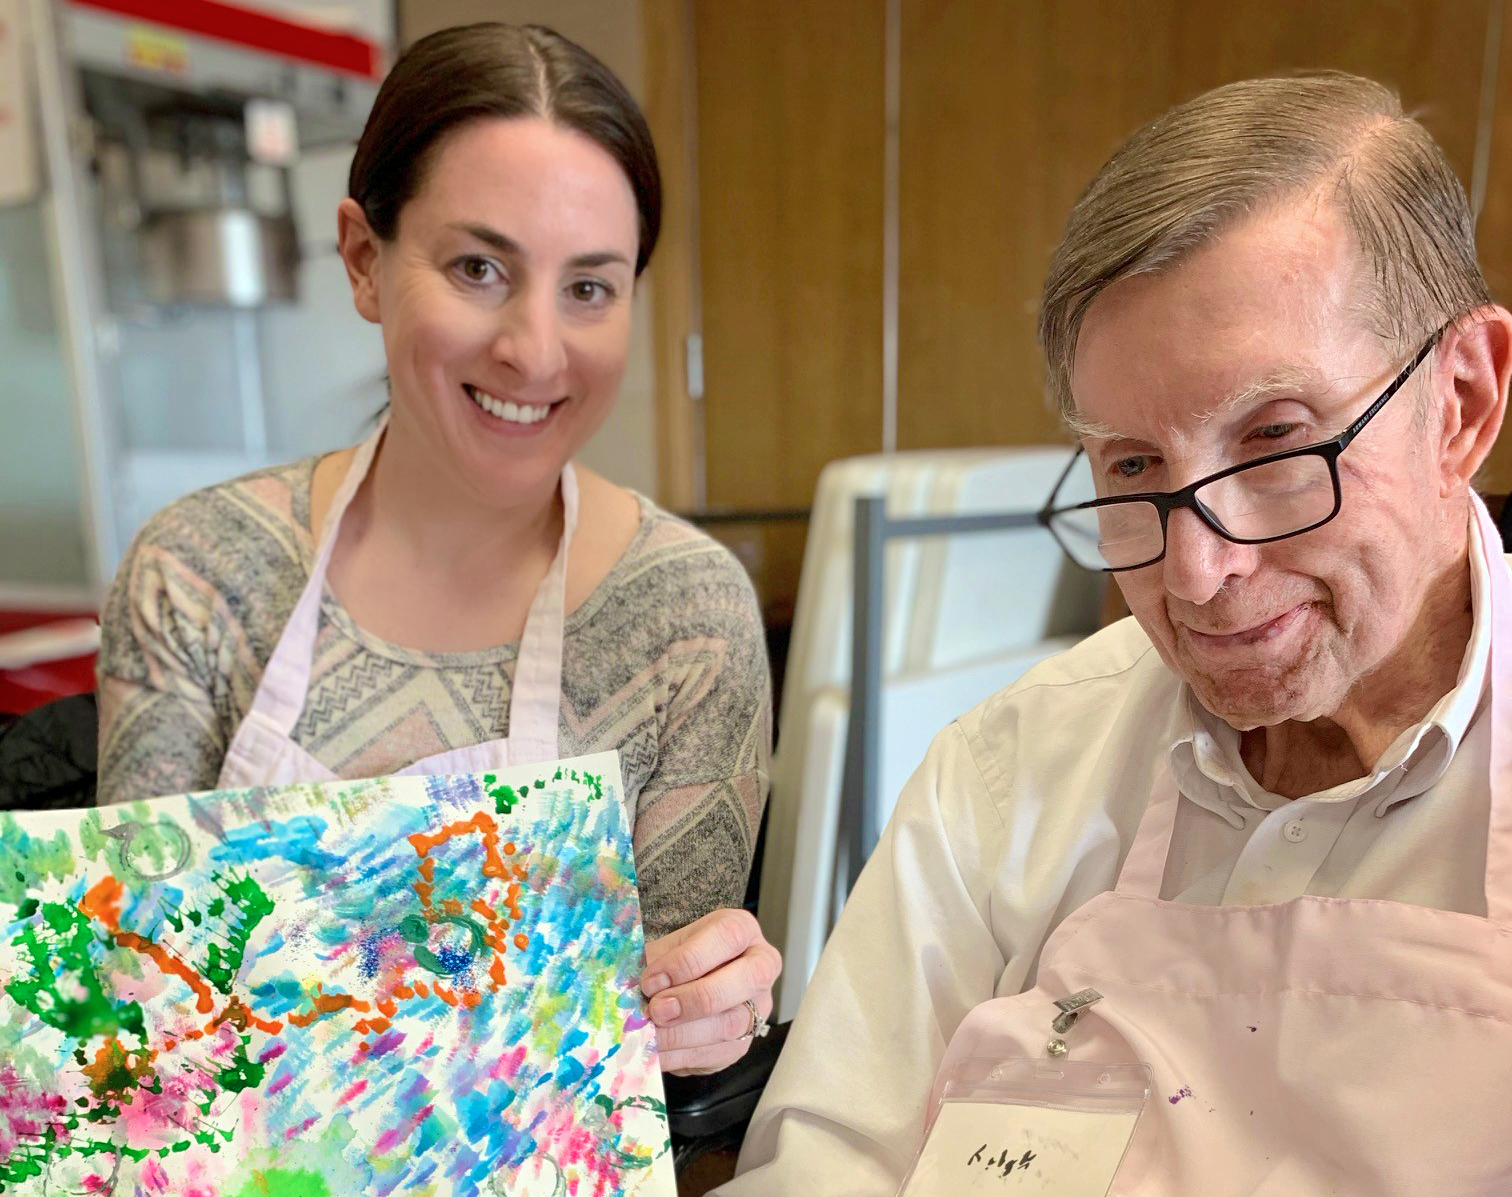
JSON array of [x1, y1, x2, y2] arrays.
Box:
[[492, 293, 568, 384]]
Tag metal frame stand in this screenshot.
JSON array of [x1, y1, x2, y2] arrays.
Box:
[[840, 496, 1043, 899]]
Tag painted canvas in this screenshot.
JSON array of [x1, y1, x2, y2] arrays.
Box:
[[0, 750, 675, 1196]]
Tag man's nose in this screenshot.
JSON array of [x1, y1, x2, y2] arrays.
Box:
[[1160, 506, 1258, 605], [492, 292, 568, 384]]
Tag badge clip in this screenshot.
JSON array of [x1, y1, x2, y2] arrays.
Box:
[[1047, 989, 1103, 1057]]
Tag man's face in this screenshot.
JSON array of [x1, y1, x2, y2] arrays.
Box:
[[1070, 196, 1460, 729]]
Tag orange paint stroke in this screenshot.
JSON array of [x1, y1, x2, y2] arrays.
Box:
[[79, 877, 125, 932], [114, 931, 215, 1015], [206, 994, 282, 1037], [513, 934, 529, 952], [433, 984, 459, 1008], [408, 812, 507, 880], [286, 989, 372, 1029], [489, 957, 506, 990]]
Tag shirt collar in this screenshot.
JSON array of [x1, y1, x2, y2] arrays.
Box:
[[1168, 507, 1495, 827]]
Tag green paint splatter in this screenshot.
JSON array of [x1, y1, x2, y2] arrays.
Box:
[[0, 814, 78, 905], [202, 873, 274, 994], [229, 1168, 332, 1197], [485, 774, 533, 816], [213, 1033, 267, 1096], [4, 902, 145, 1041], [547, 767, 605, 801]]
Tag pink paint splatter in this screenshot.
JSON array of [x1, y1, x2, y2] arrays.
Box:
[[490, 1044, 526, 1081], [0, 1065, 70, 1158], [1169, 1085, 1194, 1105], [373, 1103, 434, 1155]]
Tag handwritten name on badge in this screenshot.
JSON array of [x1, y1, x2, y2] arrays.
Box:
[[900, 1101, 1139, 1195], [967, 1144, 1037, 1177]]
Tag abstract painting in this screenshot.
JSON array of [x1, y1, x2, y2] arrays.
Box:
[[0, 751, 674, 1196]]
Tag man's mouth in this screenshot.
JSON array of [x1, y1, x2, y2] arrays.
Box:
[[1182, 602, 1313, 649]]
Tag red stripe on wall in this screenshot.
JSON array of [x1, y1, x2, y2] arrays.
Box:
[[67, 0, 382, 80]]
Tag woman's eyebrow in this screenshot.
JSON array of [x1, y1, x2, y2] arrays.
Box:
[[445, 225, 630, 271], [570, 250, 632, 270], [450, 223, 523, 255]]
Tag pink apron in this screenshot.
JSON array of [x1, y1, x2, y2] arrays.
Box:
[[217, 420, 578, 789], [927, 495, 1512, 1195]]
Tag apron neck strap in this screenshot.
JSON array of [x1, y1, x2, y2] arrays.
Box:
[[502, 462, 579, 752], [1114, 761, 1182, 899], [1471, 492, 1512, 924], [251, 418, 388, 732]]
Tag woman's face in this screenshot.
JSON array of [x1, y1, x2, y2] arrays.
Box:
[[341, 116, 640, 506]]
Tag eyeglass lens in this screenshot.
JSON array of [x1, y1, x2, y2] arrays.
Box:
[[1048, 452, 1336, 570]]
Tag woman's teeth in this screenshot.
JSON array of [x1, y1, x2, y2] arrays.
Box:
[[466, 385, 553, 425]]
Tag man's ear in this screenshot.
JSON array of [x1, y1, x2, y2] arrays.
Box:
[[337, 197, 384, 325], [1435, 306, 1511, 496]]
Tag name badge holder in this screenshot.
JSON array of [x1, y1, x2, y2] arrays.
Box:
[[897, 991, 1152, 1197]]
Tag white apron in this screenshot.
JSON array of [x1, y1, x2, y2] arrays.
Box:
[[217, 421, 578, 789], [927, 495, 1512, 1195]]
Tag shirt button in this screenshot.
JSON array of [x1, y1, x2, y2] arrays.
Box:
[[1283, 819, 1307, 843]]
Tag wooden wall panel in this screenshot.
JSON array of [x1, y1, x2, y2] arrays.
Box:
[[693, 0, 887, 511], [897, 0, 1494, 455], [642, 0, 699, 511]]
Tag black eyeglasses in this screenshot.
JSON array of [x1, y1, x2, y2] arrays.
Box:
[[1038, 329, 1444, 572]]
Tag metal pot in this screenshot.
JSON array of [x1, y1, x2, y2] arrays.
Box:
[[139, 206, 299, 307]]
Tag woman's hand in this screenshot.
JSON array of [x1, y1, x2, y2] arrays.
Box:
[[641, 908, 782, 1075]]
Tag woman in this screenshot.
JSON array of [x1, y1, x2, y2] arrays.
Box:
[[96, 23, 778, 1075]]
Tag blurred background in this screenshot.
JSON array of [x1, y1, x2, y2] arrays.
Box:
[[4, 0, 1512, 1034], [7, 0, 1512, 620]]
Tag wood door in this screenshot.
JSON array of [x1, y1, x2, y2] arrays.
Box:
[[690, 0, 888, 618], [896, 0, 1496, 457]]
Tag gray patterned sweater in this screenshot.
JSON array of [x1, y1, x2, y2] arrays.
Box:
[[96, 457, 771, 939]]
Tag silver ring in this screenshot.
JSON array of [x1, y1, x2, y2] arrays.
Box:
[[739, 998, 770, 1042]]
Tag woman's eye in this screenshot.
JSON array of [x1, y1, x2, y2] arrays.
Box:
[[455, 257, 501, 285], [567, 279, 615, 306], [1253, 422, 1300, 441], [1112, 456, 1153, 480]]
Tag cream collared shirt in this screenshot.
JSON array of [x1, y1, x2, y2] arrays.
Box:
[[723, 522, 1506, 1197]]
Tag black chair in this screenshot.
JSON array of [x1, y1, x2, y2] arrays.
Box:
[[1491, 492, 1512, 552], [0, 693, 97, 811], [0, 692, 786, 1176]]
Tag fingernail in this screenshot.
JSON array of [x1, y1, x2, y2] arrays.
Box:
[[643, 972, 671, 996], [650, 995, 680, 1024]]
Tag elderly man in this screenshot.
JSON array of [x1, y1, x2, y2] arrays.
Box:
[[724, 72, 1512, 1195]]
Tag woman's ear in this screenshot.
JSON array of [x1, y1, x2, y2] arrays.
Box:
[[337, 198, 384, 324]]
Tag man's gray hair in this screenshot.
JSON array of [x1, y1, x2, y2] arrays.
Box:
[[1039, 72, 1490, 420]]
